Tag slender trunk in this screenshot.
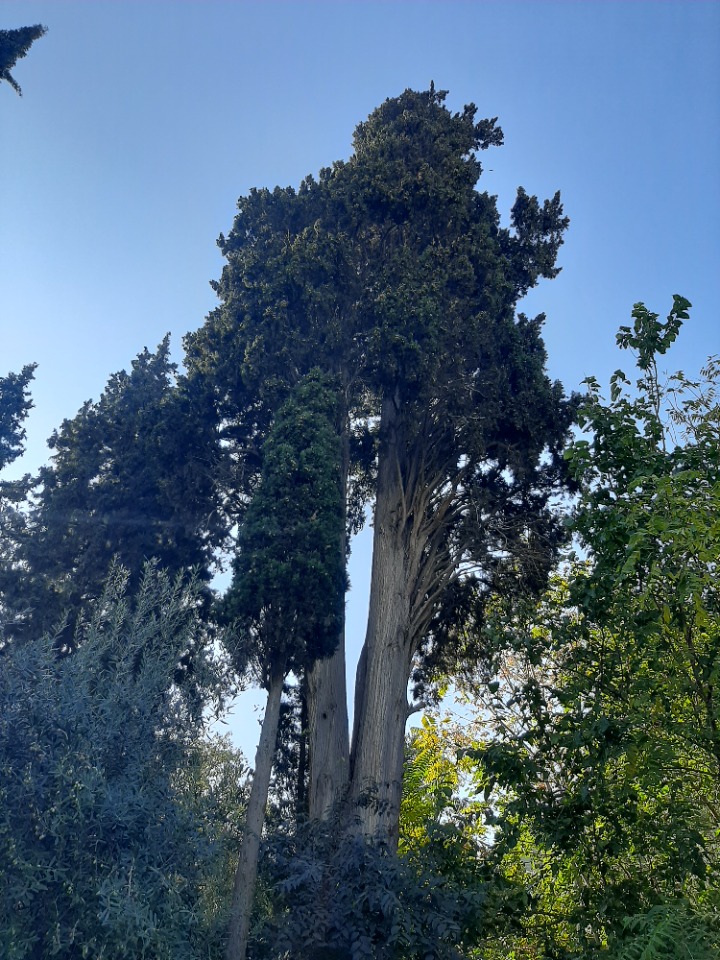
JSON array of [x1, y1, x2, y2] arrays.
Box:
[[307, 416, 351, 820], [226, 670, 285, 960], [349, 393, 414, 850], [296, 677, 309, 822]]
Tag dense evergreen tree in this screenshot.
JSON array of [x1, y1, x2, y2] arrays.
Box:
[[221, 372, 346, 960], [185, 86, 574, 846], [0, 339, 224, 648]]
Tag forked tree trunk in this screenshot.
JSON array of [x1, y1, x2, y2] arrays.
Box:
[[226, 669, 285, 960], [349, 394, 415, 849]]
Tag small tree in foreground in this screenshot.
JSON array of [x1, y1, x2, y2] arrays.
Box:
[[0, 563, 244, 959]]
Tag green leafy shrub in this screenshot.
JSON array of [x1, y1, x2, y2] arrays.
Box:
[[0, 564, 243, 959]]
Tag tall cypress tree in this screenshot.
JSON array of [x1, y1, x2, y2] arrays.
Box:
[[186, 86, 575, 847], [222, 371, 346, 960]]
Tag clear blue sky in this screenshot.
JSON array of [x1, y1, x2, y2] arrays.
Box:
[[2, 0, 719, 757]]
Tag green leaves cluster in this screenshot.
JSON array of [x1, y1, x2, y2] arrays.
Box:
[[0, 564, 244, 959], [442, 298, 720, 957], [395, 299, 720, 958]]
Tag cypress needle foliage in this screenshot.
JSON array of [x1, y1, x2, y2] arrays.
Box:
[[0, 24, 47, 95], [187, 86, 575, 844], [223, 370, 347, 683], [0, 364, 36, 471], [0, 339, 224, 648], [222, 371, 347, 960]]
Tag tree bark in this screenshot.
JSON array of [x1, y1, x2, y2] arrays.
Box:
[[349, 393, 415, 850], [226, 669, 285, 960], [307, 645, 349, 819]]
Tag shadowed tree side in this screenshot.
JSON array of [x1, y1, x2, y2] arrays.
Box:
[[0, 364, 36, 471], [0, 339, 224, 649], [0, 364, 36, 645], [184, 179, 369, 821]]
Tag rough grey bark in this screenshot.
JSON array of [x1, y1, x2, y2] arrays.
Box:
[[307, 646, 350, 819], [348, 391, 466, 846], [226, 669, 284, 960], [349, 394, 416, 848]]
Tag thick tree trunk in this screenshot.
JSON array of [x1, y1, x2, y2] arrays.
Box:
[[349, 394, 415, 850], [226, 669, 285, 960], [307, 645, 349, 818]]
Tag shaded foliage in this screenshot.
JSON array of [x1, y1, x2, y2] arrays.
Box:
[[0, 339, 224, 647], [0, 24, 46, 95], [0, 564, 245, 959], [222, 370, 347, 683], [0, 364, 36, 471], [252, 817, 489, 960]]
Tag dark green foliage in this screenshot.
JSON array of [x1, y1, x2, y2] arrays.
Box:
[[338, 88, 567, 396], [267, 680, 309, 826], [1, 339, 224, 646], [0, 24, 46, 95], [221, 372, 348, 960], [612, 903, 720, 960], [184, 174, 371, 535], [253, 818, 488, 960], [222, 371, 346, 684], [0, 564, 243, 959], [187, 83, 575, 698], [0, 364, 36, 471], [0, 365, 36, 644]]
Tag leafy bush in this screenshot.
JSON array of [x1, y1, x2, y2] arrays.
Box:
[[249, 810, 489, 960], [0, 564, 244, 959]]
